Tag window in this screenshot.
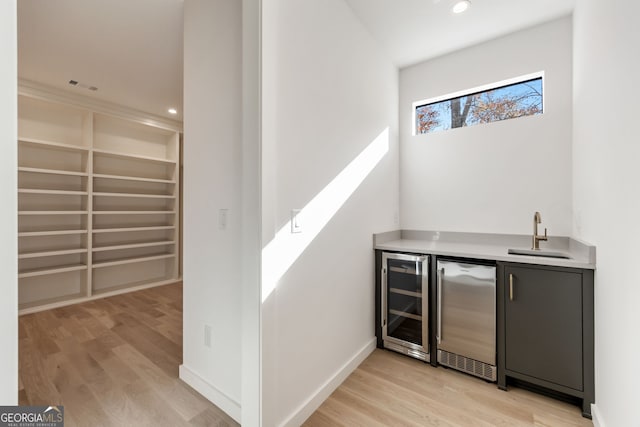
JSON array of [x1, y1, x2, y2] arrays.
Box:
[[414, 73, 543, 135]]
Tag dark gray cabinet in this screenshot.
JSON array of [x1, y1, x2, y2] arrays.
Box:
[[497, 263, 594, 418]]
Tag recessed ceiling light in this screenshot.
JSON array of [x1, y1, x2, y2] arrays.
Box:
[[168, 108, 178, 115], [452, 0, 471, 14]]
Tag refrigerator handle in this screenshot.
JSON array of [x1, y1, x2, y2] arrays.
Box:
[[381, 266, 387, 329], [420, 257, 429, 354], [509, 273, 514, 301], [437, 267, 444, 344]]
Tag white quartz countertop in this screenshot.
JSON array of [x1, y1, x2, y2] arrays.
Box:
[[374, 230, 596, 270]]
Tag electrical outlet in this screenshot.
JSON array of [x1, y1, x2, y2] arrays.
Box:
[[204, 324, 212, 348], [218, 209, 228, 230]]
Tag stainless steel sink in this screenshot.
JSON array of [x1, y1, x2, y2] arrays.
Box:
[[507, 248, 571, 259]]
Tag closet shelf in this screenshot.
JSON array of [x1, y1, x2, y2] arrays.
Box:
[[92, 210, 175, 215], [93, 173, 175, 184], [93, 192, 175, 199], [92, 278, 177, 297], [19, 137, 89, 152], [92, 240, 175, 252], [18, 248, 87, 259], [17, 92, 180, 314], [92, 253, 175, 269], [19, 229, 88, 237], [19, 292, 87, 313], [92, 225, 175, 234], [18, 167, 88, 177], [93, 148, 177, 165], [18, 292, 87, 316], [19, 263, 88, 279], [18, 188, 88, 196], [19, 210, 88, 215]]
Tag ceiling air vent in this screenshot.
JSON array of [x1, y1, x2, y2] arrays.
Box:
[[68, 79, 98, 92]]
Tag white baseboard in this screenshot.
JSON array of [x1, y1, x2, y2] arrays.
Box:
[[591, 403, 605, 427], [279, 337, 377, 427], [179, 364, 241, 423]]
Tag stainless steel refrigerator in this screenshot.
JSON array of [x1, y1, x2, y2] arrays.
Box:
[[436, 259, 497, 381]]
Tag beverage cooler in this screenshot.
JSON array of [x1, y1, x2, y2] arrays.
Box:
[[381, 252, 429, 361]]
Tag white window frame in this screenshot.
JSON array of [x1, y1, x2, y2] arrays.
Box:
[[411, 71, 545, 136]]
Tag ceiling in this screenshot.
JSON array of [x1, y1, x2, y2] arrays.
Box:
[[18, 0, 574, 122], [18, 0, 184, 121], [344, 0, 575, 68]]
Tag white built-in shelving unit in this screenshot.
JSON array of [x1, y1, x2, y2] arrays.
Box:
[[17, 91, 181, 314]]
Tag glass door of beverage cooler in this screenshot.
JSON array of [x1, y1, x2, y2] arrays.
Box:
[[381, 252, 429, 361]]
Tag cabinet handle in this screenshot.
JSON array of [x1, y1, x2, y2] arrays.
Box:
[[509, 273, 514, 301], [437, 268, 444, 344]]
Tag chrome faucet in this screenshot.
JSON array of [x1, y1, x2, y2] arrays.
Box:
[[532, 211, 548, 250]]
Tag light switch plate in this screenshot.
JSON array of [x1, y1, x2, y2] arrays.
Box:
[[291, 209, 302, 233]]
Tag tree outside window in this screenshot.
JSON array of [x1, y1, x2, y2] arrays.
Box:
[[415, 77, 543, 134]]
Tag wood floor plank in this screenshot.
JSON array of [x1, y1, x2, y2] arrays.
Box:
[[188, 406, 240, 427], [111, 344, 209, 421], [340, 369, 477, 426], [303, 409, 341, 427], [90, 381, 151, 427], [44, 351, 85, 395], [21, 282, 589, 427], [19, 336, 63, 405], [331, 387, 428, 427], [59, 383, 114, 427], [311, 394, 390, 427], [98, 350, 142, 387], [121, 378, 188, 427], [58, 313, 95, 343], [21, 315, 61, 356], [18, 389, 28, 406], [359, 352, 536, 425], [19, 283, 239, 427], [304, 349, 592, 427], [110, 320, 180, 377]]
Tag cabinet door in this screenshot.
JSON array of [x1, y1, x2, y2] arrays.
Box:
[[504, 265, 583, 391], [382, 253, 428, 354]]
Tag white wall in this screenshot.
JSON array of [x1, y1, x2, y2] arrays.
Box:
[[261, 0, 399, 424], [181, 0, 242, 421], [400, 17, 573, 235], [0, 0, 18, 405], [573, 1, 640, 425], [241, 0, 263, 424]]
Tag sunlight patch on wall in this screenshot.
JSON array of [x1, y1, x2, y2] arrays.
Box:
[[261, 127, 390, 302]]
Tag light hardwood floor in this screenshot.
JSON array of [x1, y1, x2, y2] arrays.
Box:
[[304, 349, 593, 427], [19, 282, 238, 427], [21, 284, 593, 427]]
